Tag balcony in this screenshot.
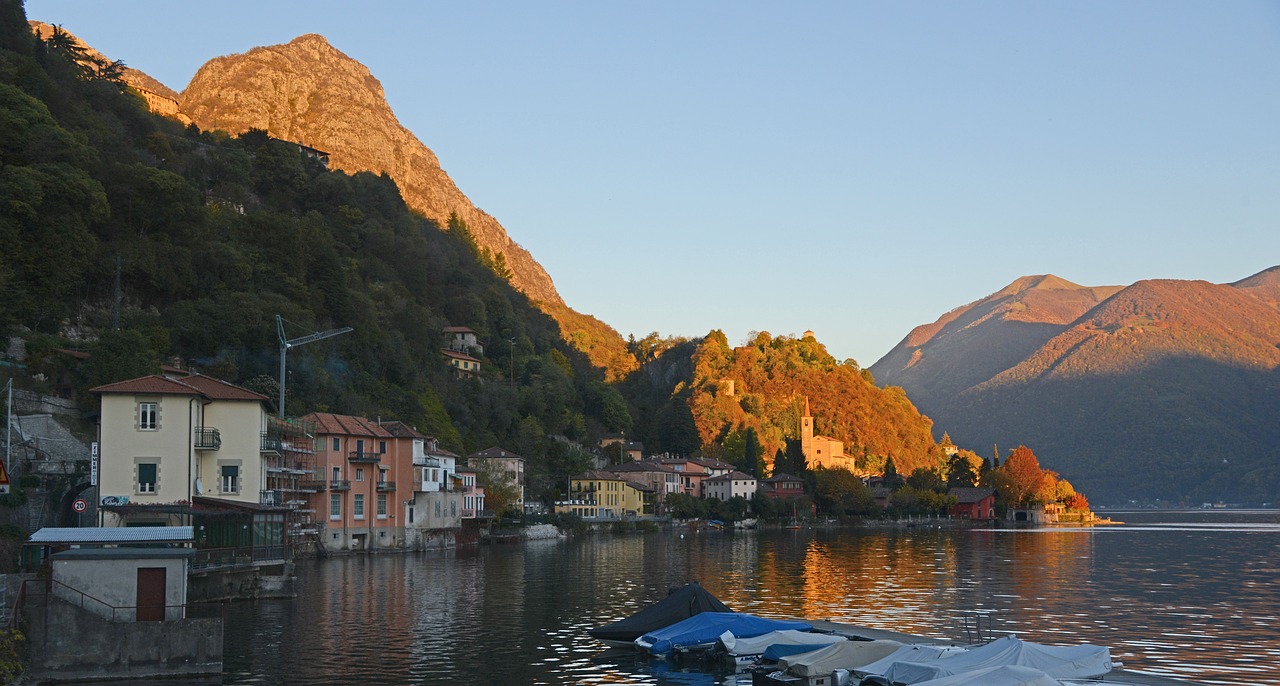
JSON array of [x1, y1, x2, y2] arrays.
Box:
[[347, 449, 383, 463], [329, 479, 351, 491], [193, 427, 221, 451], [299, 478, 327, 492], [376, 481, 396, 493]]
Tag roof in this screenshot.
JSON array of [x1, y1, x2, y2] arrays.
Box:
[[443, 326, 478, 334], [609, 461, 676, 474], [575, 470, 625, 481], [706, 470, 757, 483], [950, 487, 997, 504], [378, 420, 428, 439], [441, 349, 481, 363], [302, 412, 393, 438], [762, 472, 804, 484], [30, 526, 194, 544], [469, 447, 523, 461], [90, 373, 268, 402], [52, 548, 195, 561], [690, 458, 735, 470]]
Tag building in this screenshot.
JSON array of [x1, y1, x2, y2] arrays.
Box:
[[599, 434, 644, 461], [703, 471, 758, 501], [758, 472, 806, 500], [605, 461, 679, 514], [443, 326, 485, 356], [442, 349, 482, 378], [379, 421, 463, 548], [91, 374, 282, 524], [949, 487, 997, 520], [467, 447, 525, 513], [457, 468, 485, 518], [556, 470, 648, 519], [800, 398, 859, 472], [660, 458, 711, 497], [302, 412, 407, 552]]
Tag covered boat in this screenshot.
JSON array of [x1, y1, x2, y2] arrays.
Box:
[[853, 644, 970, 677], [778, 640, 904, 677], [876, 636, 1112, 684], [637, 612, 813, 657], [589, 582, 732, 647], [717, 629, 848, 667], [905, 664, 1066, 686]]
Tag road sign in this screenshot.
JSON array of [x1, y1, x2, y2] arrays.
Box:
[[0, 459, 9, 495], [73, 499, 88, 513], [91, 442, 99, 486]]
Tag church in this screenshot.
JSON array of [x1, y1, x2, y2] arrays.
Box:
[[800, 398, 860, 472]]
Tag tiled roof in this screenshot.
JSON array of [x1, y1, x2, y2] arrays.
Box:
[[762, 472, 803, 483], [443, 326, 478, 334], [690, 458, 735, 470], [707, 470, 757, 482], [949, 487, 997, 504], [609, 461, 676, 474], [31, 526, 194, 544], [179, 374, 269, 401], [575, 470, 624, 481], [302, 412, 393, 438], [91, 375, 205, 396], [90, 374, 267, 402], [378, 420, 428, 439], [441, 349, 480, 362]]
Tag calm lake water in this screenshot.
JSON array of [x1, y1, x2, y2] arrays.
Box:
[[192, 510, 1279, 685]]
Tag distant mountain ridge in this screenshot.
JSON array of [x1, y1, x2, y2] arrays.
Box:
[[870, 268, 1280, 504]]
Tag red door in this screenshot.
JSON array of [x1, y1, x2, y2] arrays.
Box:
[[136, 567, 166, 621]]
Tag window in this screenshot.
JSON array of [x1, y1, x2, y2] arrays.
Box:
[[138, 463, 157, 493], [356, 468, 364, 482], [378, 469, 387, 484], [377, 494, 387, 519], [356, 439, 365, 455], [379, 440, 386, 454], [331, 466, 340, 482], [139, 402, 158, 430], [221, 465, 239, 494], [330, 493, 341, 520], [332, 437, 340, 452], [354, 494, 365, 520]]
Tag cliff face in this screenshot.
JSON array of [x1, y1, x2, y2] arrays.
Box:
[[870, 268, 1280, 504], [179, 34, 562, 307]]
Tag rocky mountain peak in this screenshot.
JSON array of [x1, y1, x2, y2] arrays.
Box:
[[180, 34, 563, 306]]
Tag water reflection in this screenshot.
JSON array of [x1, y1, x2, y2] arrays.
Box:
[[204, 511, 1279, 685]]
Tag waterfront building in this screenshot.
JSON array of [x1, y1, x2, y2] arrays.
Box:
[[659, 458, 711, 497], [948, 487, 997, 520], [556, 470, 648, 519], [800, 397, 859, 472], [703, 470, 758, 501], [457, 468, 486, 517], [302, 412, 407, 552], [603, 460, 679, 514], [466, 447, 525, 512]]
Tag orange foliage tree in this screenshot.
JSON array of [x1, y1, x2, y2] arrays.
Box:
[[999, 445, 1047, 506]]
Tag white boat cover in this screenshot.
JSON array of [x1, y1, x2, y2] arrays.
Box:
[[778, 639, 903, 677], [717, 629, 846, 656], [880, 636, 1113, 684], [854, 644, 969, 676], [911, 664, 1065, 686]]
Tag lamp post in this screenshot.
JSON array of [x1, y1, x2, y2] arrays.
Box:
[[509, 338, 516, 386]]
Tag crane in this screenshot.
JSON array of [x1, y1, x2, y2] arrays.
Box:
[[277, 315, 353, 418]]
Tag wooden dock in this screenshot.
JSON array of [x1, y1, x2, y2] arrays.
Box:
[[808, 620, 1208, 686]]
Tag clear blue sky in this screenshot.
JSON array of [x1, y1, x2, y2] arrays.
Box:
[[29, 0, 1280, 366]]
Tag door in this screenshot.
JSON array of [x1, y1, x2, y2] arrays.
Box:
[[136, 567, 166, 621]]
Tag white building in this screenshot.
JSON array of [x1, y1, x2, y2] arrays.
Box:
[[703, 470, 758, 501]]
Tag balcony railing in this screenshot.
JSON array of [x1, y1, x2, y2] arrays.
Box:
[[299, 478, 327, 492], [193, 427, 221, 450], [376, 481, 396, 492], [329, 479, 351, 491], [347, 449, 383, 463], [261, 432, 283, 452]]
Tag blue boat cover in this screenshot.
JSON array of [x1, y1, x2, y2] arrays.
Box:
[[637, 612, 812, 656]]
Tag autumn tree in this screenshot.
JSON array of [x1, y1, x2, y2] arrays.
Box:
[[999, 445, 1047, 506], [882, 456, 904, 490], [946, 451, 978, 488]]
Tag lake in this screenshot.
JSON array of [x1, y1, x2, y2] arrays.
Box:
[[197, 510, 1278, 685]]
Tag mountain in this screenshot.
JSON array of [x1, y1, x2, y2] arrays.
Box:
[[870, 269, 1280, 504], [172, 33, 633, 379]]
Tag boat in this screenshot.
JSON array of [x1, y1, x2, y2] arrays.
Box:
[[588, 582, 732, 647], [874, 664, 1069, 686], [636, 612, 813, 657], [864, 635, 1113, 684], [735, 518, 758, 530], [751, 640, 905, 686], [714, 629, 849, 670]]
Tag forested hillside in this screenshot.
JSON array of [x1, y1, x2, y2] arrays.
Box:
[[0, 4, 622, 501], [622, 331, 942, 477]]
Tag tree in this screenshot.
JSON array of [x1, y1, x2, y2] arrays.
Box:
[[742, 427, 762, 477], [906, 467, 946, 493], [999, 445, 1047, 506], [882, 456, 904, 490], [474, 460, 520, 517], [946, 452, 977, 488]]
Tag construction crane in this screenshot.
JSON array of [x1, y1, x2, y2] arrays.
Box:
[[277, 315, 353, 418]]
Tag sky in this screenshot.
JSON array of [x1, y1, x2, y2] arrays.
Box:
[[28, 1, 1280, 366]]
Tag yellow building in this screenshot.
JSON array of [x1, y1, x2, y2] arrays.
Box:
[[557, 471, 649, 519], [800, 398, 860, 472]]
